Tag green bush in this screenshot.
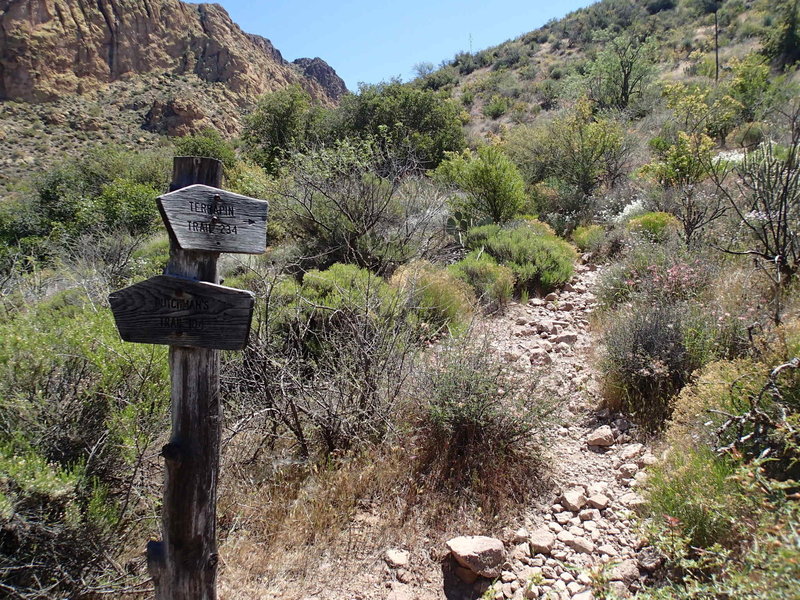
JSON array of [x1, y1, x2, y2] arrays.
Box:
[[334, 80, 466, 169], [280, 137, 450, 274], [483, 94, 511, 119], [97, 178, 161, 234], [596, 242, 713, 309], [448, 251, 515, 308], [626, 211, 681, 242], [435, 145, 528, 224], [601, 303, 702, 428], [464, 223, 577, 295], [174, 128, 236, 169], [571, 224, 605, 253], [269, 263, 401, 351], [391, 261, 475, 335], [0, 289, 169, 596], [642, 447, 752, 551]]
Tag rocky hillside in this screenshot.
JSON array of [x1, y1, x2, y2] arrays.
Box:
[[0, 0, 344, 104], [0, 0, 345, 192]]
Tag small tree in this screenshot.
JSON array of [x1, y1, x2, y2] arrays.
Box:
[[713, 141, 800, 286], [174, 128, 236, 169], [762, 0, 800, 68], [334, 80, 466, 169], [242, 85, 326, 174], [279, 137, 449, 274], [640, 132, 727, 246], [434, 145, 527, 224], [585, 32, 656, 110]]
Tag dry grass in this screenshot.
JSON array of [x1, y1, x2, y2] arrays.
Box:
[[216, 408, 551, 598]]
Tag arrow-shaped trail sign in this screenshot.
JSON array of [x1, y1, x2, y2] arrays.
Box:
[[109, 275, 255, 350], [157, 184, 269, 254]]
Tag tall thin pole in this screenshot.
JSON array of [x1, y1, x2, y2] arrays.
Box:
[[147, 156, 224, 600]]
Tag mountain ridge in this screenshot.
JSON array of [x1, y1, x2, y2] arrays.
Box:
[[0, 0, 345, 104]]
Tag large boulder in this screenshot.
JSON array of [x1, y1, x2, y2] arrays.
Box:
[[446, 536, 505, 578]]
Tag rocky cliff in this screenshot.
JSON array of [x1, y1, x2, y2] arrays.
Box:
[[0, 0, 346, 104]]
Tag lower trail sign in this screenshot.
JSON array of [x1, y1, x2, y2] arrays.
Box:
[[108, 156, 267, 600], [109, 275, 254, 350]]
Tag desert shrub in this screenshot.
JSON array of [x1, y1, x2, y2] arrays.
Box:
[[334, 80, 466, 169], [641, 447, 752, 551], [390, 261, 475, 335], [601, 303, 705, 427], [242, 85, 326, 174], [596, 242, 713, 308], [730, 121, 767, 149], [228, 264, 414, 457], [465, 223, 577, 295], [411, 336, 553, 510], [571, 224, 605, 253], [0, 289, 169, 597], [0, 147, 170, 269], [668, 359, 765, 448], [269, 263, 401, 354], [174, 128, 236, 169], [483, 94, 511, 119], [626, 211, 681, 242], [434, 145, 528, 224], [448, 251, 515, 308], [96, 178, 161, 234], [279, 138, 450, 274]]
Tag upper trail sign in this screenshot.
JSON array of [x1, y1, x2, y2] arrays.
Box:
[[157, 184, 269, 254]]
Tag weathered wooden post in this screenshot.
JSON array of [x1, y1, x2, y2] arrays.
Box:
[[109, 156, 268, 600]]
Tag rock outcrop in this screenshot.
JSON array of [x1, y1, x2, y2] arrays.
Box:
[[0, 0, 346, 104], [293, 57, 348, 101]]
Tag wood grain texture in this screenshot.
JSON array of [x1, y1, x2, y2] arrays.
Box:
[[157, 184, 269, 254], [108, 275, 254, 350], [149, 156, 223, 600]]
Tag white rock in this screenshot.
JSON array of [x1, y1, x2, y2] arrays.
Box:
[[556, 530, 575, 544], [618, 463, 639, 478], [530, 529, 556, 554], [587, 494, 610, 510], [446, 536, 505, 577], [512, 527, 531, 543], [562, 488, 587, 512], [565, 536, 594, 554], [620, 443, 644, 460], [385, 548, 410, 568], [610, 559, 640, 584], [587, 425, 615, 447], [619, 493, 645, 510], [553, 332, 578, 344], [567, 581, 584, 594]]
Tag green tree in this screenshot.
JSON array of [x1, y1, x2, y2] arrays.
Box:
[[334, 81, 466, 169], [434, 145, 527, 224], [241, 85, 327, 174], [763, 0, 800, 68], [174, 128, 236, 169], [585, 32, 656, 110]]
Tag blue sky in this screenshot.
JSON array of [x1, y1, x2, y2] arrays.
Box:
[[194, 1, 595, 90]]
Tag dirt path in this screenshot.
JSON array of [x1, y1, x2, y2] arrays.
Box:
[[223, 264, 659, 600], [382, 264, 659, 600]]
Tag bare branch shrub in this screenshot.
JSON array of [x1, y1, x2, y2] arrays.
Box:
[[277, 138, 451, 275]]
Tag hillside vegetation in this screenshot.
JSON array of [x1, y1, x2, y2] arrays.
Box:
[[1, 0, 800, 598]]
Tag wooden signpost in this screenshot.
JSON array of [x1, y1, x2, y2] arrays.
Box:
[[109, 156, 268, 600]]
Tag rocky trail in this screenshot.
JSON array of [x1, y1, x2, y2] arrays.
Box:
[[380, 263, 661, 600]]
